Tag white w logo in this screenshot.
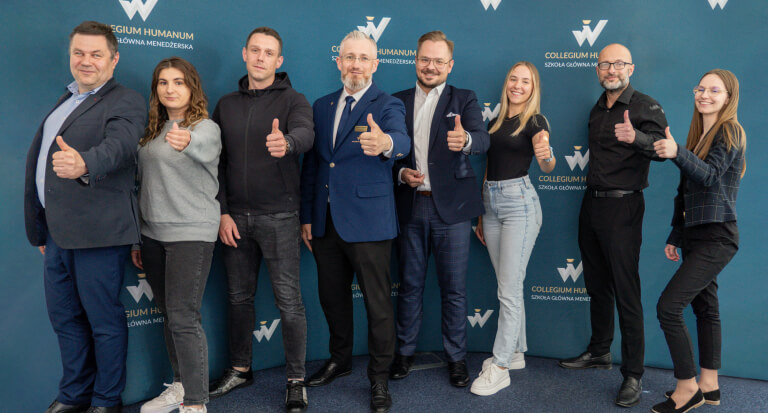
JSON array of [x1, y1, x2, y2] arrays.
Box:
[[119, 0, 158, 21], [481, 103, 500, 122], [707, 0, 728, 9], [356, 17, 391, 42], [126, 279, 154, 303], [480, 0, 502, 10], [253, 319, 281, 343], [557, 261, 583, 282], [565, 148, 589, 171], [467, 309, 494, 328], [572, 20, 608, 47]]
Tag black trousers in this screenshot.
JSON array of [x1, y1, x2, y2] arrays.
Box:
[[312, 212, 395, 383], [657, 222, 738, 379], [578, 191, 645, 379]]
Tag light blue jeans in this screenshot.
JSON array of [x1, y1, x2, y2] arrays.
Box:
[[482, 175, 542, 368]]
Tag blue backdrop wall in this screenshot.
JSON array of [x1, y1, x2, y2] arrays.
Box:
[[1, 0, 766, 411]]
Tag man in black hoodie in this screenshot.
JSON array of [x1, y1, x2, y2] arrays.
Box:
[[209, 27, 314, 413]]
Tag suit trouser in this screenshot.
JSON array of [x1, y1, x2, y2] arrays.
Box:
[[578, 192, 645, 379], [312, 211, 395, 384], [43, 233, 129, 407], [657, 222, 738, 379], [141, 235, 214, 405], [396, 193, 470, 362]]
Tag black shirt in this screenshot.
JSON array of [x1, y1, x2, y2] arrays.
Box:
[[486, 114, 549, 181], [587, 84, 667, 190]]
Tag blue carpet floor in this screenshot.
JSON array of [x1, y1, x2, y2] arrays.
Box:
[[124, 353, 768, 412]]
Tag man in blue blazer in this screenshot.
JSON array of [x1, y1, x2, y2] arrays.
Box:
[[389, 31, 490, 387], [300, 31, 409, 413], [24, 22, 146, 413]]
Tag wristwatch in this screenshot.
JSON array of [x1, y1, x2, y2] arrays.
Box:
[[544, 146, 554, 163], [285, 139, 292, 154]]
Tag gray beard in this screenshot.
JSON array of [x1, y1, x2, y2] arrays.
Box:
[[601, 77, 629, 91], [341, 74, 369, 93]]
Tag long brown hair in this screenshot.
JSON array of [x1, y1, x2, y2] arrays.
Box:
[[489, 61, 544, 136], [685, 69, 746, 177], [141, 57, 208, 146]]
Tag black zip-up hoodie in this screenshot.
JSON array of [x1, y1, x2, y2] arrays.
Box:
[[213, 72, 314, 215]]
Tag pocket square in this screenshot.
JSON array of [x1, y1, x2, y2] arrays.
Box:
[[446, 112, 458, 117]]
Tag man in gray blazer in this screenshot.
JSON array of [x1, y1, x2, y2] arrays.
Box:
[[23, 21, 146, 413]]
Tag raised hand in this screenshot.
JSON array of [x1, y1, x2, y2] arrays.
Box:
[[532, 130, 551, 161], [359, 113, 392, 156], [266, 118, 288, 158], [654, 126, 679, 159], [447, 115, 466, 152], [52, 136, 87, 179], [615, 110, 636, 144], [165, 122, 191, 151]]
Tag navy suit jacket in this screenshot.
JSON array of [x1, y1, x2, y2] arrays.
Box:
[[24, 78, 147, 249], [393, 85, 489, 226], [300, 83, 410, 243]]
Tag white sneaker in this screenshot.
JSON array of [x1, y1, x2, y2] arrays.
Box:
[[481, 353, 525, 371], [140, 382, 184, 413], [471, 362, 510, 396], [179, 405, 207, 413]]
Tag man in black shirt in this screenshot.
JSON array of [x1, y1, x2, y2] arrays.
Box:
[[558, 43, 667, 408]]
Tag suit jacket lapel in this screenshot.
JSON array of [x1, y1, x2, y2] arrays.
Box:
[[429, 86, 451, 152], [328, 89, 342, 153], [403, 89, 416, 166], [334, 84, 379, 152], [57, 78, 118, 136]]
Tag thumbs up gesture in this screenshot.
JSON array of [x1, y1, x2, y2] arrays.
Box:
[[532, 130, 551, 161], [615, 110, 636, 144], [446, 114, 467, 152], [165, 122, 191, 151], [359, 113, 392, 156], [52, 136, 88, 179], [266, 118, 288, 158], [653, 126, 678, 159]]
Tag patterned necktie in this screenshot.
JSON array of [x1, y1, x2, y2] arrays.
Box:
[[335, 95, 356, 149]]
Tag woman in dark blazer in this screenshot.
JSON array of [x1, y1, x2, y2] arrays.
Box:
[[651, 69, 746, 413]]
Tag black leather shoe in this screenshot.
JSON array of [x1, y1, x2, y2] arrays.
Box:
[[615, 377, 642, 407], [306, 360, 352, 387], [389, 354, 414, 380], [652, 389, 705, 413], [209, 367, 254, 399], [665, 389, 720, 405], [45, 401, 89, 413], [447, 360, 470, 387], [370, 381, 392, 413], [85, 406, 121, 413], [285, 380, 308, 413], [558, 351, 612, 369]]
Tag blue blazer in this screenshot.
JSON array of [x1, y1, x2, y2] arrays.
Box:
[[24, 78, 147, 249], [300, 83, 410, 243], [393, 85, 490, 226]]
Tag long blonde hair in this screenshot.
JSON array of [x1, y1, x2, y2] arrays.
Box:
[[489, 61, 543, 136], [141, 57, 208, 146], [686, 69, 746, 177]]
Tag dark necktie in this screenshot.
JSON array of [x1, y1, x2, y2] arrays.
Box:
[[335, 95, 356, 149]]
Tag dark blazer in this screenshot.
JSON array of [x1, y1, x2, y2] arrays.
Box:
[[24, 78, 147, 249], [392, 85, 490, 226], [300, 83, 410, 243]]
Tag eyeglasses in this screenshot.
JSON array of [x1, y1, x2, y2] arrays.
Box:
[[341, 55, 373, 64], [693, 86, 726, 96], [597, 61, 632, 71], [416, 57, 451, 68]]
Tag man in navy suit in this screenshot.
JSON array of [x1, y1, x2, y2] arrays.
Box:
[[299, 30, 409, 413], [389, 31, 490, 387], [24, 21, 146, 413]]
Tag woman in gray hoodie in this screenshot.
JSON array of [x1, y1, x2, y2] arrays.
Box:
[[131, 57, 221, 413]]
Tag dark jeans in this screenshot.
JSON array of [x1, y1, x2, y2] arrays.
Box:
[[312, 211, 395, 384], [44, 234, 129, 407], [223, 212, 306, 379], [657, 222, 738, 380], [141, 236, 214, 405], [578, 192, 645, 379]]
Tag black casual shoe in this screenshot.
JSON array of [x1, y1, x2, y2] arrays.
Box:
[[285, 380, 308, 413], [653, 389, 705, 413], [306, 360, 352, 387], [389, 354, 414, 380], [45, 401, 89, 413], [447, 360, 470, 387], [558, 351, 612, 369], [370, 381, 392, 413], [209, 368, 254, 399], [665, 389, 720, 405], [615, 377, 642, 407], [85, 406, 122, 413]]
